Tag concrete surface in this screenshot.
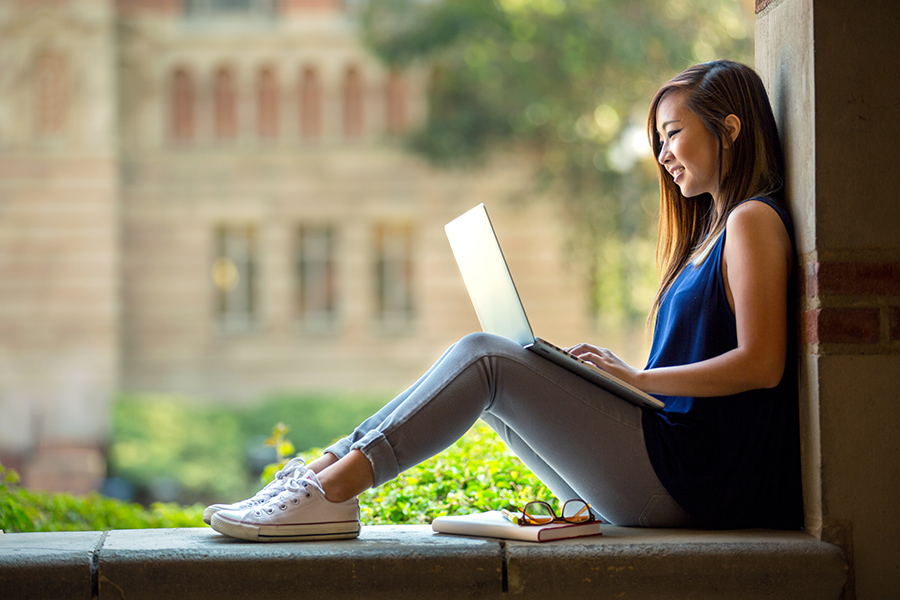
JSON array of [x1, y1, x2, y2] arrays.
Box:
[[0, 525, 847, 599], [506, 526, 848, 599], [0, 530, 104, 600]]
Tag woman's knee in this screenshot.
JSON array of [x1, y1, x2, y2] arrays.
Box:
[[455, 332, 519, 358]]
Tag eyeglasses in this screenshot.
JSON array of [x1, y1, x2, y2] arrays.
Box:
[[503, 499, 595, 526]]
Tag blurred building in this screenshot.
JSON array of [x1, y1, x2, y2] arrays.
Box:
[[0, 0, 593, 493]]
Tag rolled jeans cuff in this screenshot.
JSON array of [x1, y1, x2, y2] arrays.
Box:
[[350, 430, 401, 488], [323, 437, 353, 460]]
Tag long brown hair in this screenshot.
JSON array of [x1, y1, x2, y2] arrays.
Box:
[[647, 60, 785, 326]]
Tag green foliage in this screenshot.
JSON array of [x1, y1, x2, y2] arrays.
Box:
[[0, 462, 204, 533], [264, 422, 296, 463], [363, 0, 752, 173], [360, 0, 753, 323], [239, 393, 388, 454], [3, 418, 558, 532], [281, 421, 556, 525], [109, 393, 388, 504], [110, 394, 247, 503]]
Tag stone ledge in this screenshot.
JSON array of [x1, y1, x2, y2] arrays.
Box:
[[0, 525, 847, 600]]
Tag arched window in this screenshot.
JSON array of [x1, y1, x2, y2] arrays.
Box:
[[170, 68, 195, 142], [256, 66, 279, 140], [299, 66, 322, 140], [213, 66, 238, 141], [33, 53, 68, 138], [385, 71, 407, 135], [342, 66, 364, 140]]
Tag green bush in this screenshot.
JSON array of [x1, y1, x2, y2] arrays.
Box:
[[3, 411, 556, 532], [109, 392, 388, 504], [282, 421, 557, 525], [0, 463, 204, 533], [110, 394, 247, 503]]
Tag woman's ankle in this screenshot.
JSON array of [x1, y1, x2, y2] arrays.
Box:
[[307, 452, 339, 474], [317, 450, 374, 503]]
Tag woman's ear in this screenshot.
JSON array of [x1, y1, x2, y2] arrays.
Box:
[[724, 114, 741, 146]]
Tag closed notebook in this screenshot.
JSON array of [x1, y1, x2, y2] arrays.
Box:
[[431, 511, 602, 543]]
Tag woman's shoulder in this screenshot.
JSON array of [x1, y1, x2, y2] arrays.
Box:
[[724, 197, 794, 258], [727, 197, 792, 237]]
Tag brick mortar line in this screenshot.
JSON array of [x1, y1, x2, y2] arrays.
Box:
[[809, 297, 900, 306], [805, 251, 900, 263], [803, 344, 900, 357]]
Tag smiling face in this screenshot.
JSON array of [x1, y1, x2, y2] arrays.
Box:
[[655, 90, 722, 201]]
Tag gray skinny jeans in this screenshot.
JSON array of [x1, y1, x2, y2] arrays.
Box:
[[324, 332, 694, 527]]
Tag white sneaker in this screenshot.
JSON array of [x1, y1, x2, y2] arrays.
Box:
[[210, 472, 360, 542], [202, 457, 309, 525]]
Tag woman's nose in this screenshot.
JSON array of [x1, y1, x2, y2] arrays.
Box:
[[657, 143, 670, 164]]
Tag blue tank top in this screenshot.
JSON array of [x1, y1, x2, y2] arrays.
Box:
[[642, 197, 802, 529]]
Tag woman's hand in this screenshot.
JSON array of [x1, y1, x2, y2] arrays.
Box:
[[565, 202, 793, 399], [622, 200, 792, 398], [565, 343, 642, 388]]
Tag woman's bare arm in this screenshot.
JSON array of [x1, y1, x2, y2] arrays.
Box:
[[569, 201, 792, 398]]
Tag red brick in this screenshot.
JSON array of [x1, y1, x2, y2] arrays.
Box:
[[815, 307, 881, 344], [800, 308, 821, 345], [0, 451, 27, 475], [816, 261, 900, 296], [756, 0, 775, 13]]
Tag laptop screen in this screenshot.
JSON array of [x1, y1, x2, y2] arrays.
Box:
[[445, 204, 535, 347]]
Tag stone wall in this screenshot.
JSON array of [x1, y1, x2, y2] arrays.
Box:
[[756, 0, 900, 597]]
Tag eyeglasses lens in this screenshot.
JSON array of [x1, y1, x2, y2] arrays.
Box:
[[562, 500, 591, 523], [523, 502, 555, 524]]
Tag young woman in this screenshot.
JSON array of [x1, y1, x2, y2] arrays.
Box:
[[206, 60, 802, 541]]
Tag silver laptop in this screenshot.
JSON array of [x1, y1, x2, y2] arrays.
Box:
[[445, 203, 665, 411]]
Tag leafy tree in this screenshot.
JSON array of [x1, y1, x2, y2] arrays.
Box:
[[360, 0, 753, 323]]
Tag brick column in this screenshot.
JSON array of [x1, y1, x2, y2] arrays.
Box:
[[801, 259, 900, 350]]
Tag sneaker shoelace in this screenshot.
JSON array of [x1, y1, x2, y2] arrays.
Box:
[[257, 473, 326, 515], [239, 457, 308, 508]]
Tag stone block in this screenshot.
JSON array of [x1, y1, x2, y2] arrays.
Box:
[[97, 526, 503, 600], [0, 530, 103, 600], [505, 526, 847, 600]]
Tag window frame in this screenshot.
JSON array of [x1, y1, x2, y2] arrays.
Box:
[[373, 222, 416, 333], [212, 224, 259, 334], [296, 224, 339, 332]]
